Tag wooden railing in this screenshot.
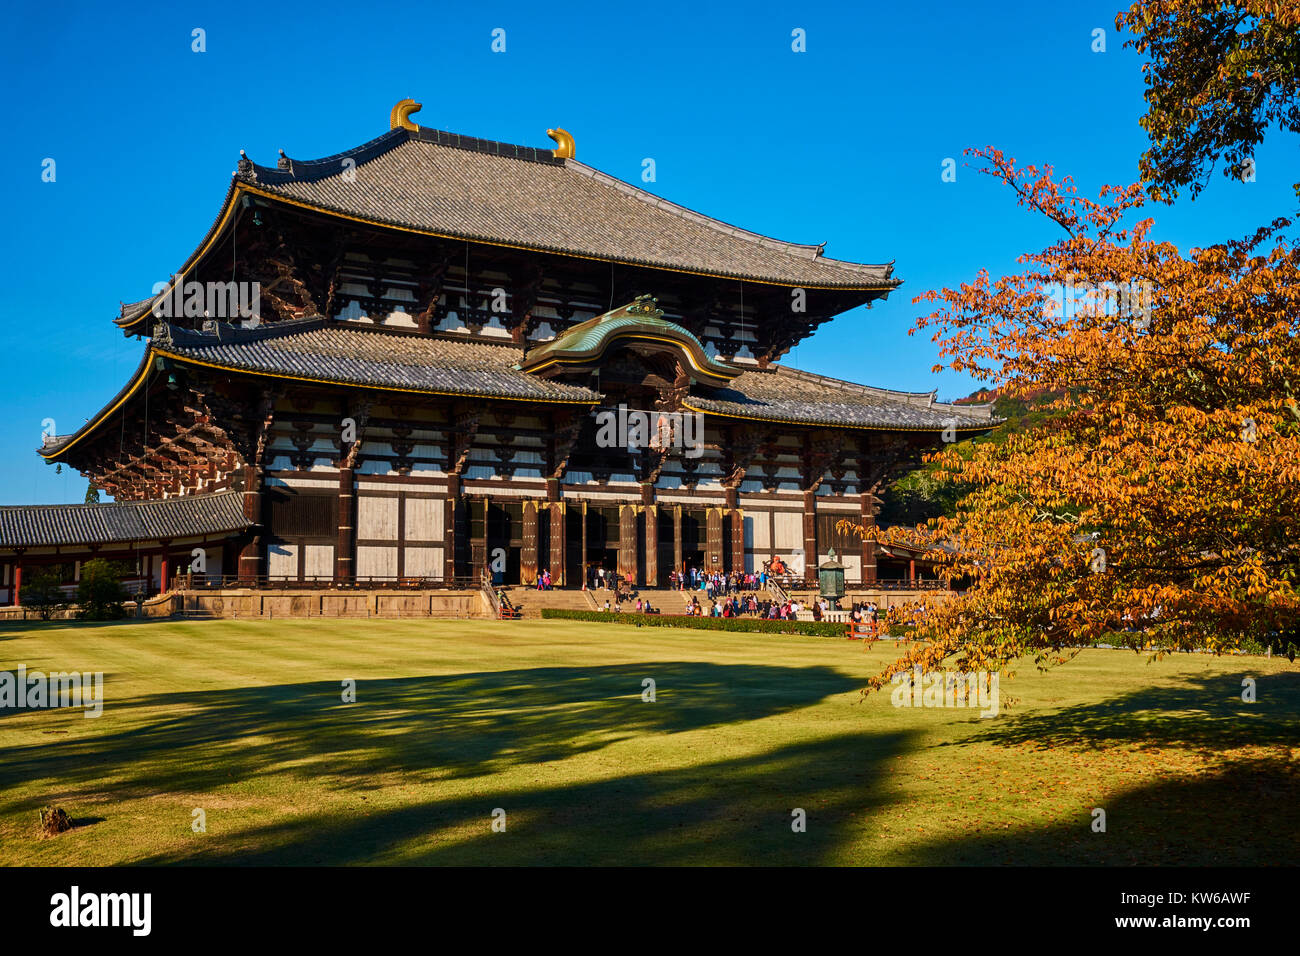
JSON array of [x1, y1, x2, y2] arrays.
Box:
[[867, 579, 949, 591], [766, 575, 791, 605], [482, 569, 504, 618], [177, 573, 480, 591]]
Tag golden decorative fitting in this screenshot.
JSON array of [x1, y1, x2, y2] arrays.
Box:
[[547, 128, 575, 159], [390, 99, 422, 131]]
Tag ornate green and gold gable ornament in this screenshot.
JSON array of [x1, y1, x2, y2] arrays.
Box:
[[517, 296, 739, 386], [625, 294, 661, 317]]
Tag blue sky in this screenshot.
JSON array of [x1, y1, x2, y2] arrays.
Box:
[[1, 0, 1296, 505]]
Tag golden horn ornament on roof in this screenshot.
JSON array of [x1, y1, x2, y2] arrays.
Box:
[[390, 99, 422, 131], [547, 128, 575, 159]]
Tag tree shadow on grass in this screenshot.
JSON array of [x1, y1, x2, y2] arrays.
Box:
[[913, 667, 1300, 865], [905, 753, 1300, 866], [967, 669, 1300, 752], [132, 730, 914, 866], [2, 662, 860, 809]]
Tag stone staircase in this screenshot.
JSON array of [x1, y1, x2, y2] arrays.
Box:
[[498, 586, 598, 619], [598, 587, 695, 614]]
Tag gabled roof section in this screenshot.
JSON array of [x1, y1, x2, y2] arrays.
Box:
[[518, 296, 739, 385], [0, 490, 251, 548], [235, 124, 898, 289], [115, 115, 901, 335]]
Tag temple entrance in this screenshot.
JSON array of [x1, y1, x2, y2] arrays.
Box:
[[485, 500, 522, 585], [635, 510, 647, 586], [723, 511, 737, 574], [681, 509, 705, 576], [587, 506, 619, 587], [534, 512, 550, 584], [565, 507, 583, 585], [657, 509, 675, 581]]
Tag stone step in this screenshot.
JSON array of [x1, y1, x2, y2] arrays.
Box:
[[497, 586, 597, 618]]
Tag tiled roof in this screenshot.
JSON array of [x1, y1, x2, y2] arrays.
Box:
[[46, 319, 997, 470], [0, 490, 250, 548], [235, 127, 898, 290], [157, 318, 602, 403], [689, 366, 1000, 431], [158, 320, 994, 430]]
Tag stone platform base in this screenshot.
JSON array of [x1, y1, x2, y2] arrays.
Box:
[[176, 588, 490, 619]]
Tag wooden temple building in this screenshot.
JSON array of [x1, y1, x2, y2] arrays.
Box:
[[0, 101, 996, 605]]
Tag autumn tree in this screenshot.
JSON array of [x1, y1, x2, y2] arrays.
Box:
[[848, 148, 1300, 692], [1118, 0, 1300, 198]]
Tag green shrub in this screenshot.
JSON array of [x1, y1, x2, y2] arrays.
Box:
[[20, 569, 67, 621], [539, 608, 847, 637], [75, 558, 129, 621]]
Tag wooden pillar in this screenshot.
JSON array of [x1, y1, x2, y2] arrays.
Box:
[[618, 504, 638, 586], [444, 474, 460, 582], [641, 484, 658, 586], [802, 490, 818, 585], [12, 551, 23, 606], [159, 540, 172, 594], [672, 505, 683, 577], [580, 502, 589, 587], [546, 479, 565, 586], [909, 557, 916, 586], [336, 467, 355, 584], [706, 507, 724, 573], [861, 491, 877, 586], [470, 497, 487, 582], [521, 499, 539, 585], [238, 465, 263, 583], [725, 487, 744, 575]]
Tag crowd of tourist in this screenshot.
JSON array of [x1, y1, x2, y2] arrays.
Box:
[[573, 560, 935, 629], [600, 597, 660, 614], [679, 593, 807, 619], [668, 566, 796, 596]]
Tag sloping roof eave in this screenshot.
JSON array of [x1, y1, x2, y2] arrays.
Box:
[[0, 490, 252, 549]]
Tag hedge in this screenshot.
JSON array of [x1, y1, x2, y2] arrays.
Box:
[[539, 608, 849, 637]]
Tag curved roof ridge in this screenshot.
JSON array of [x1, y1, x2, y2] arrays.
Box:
[[237, 127, 410, 185], [115, 180, 241, 329], [163, 315, 329, 347]]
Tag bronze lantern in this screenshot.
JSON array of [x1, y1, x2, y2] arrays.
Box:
[[818, 548, 846, 607]]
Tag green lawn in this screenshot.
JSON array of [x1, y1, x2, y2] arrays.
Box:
[[1, 618, 1296, 865]]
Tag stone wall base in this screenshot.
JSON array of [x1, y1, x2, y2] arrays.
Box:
[[177, 588, 489, 619]]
